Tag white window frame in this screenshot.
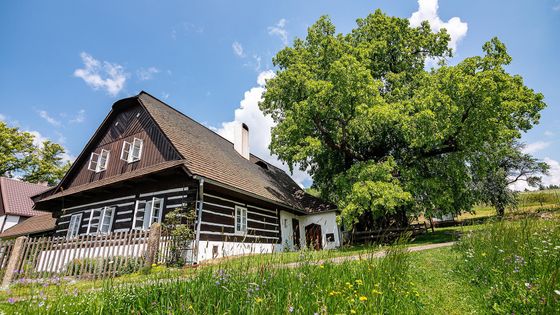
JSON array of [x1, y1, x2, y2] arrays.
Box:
[[86, 208, 102, 235], [66, 213, 83, 239], [132, 197, 164, 230], [88, 149, 110, 172], [98, 206, 115, 234], [120, 138, 143, 163], [235, 205, 247, 234]]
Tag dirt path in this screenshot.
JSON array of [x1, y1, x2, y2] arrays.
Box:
[[283, 241, 456, 268]]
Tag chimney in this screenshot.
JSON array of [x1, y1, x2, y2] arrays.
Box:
[[234, 123, 250, 159]]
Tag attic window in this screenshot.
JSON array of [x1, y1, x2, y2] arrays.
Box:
[[255, 161, 269, 170], [121, 138, 143, 163], [88, 149, 110, 172]]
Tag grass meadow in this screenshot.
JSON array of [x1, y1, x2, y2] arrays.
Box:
[[1, 196, 559, 314]]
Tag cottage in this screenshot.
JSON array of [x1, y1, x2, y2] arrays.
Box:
[[34, 92, 340, 263], [0, 177, 51, 234]]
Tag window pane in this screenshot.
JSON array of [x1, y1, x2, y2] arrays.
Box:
[[151, 198, 163, 224], [143, 200, 152, 230], [121, 141, 131, 161], [88, 153, 99, 171], [133, 201, 146, 230]]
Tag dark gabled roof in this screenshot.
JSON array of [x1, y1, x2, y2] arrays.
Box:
[[0, 177, 50, 217], [0, 214, 55, 238], [36, 92, 335, 214], [136, 92, 335, 214]]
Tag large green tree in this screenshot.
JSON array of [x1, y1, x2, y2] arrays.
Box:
[[260, 10, 546, 228], [0, 121, 70, 185]]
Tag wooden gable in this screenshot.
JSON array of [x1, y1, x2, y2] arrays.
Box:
[[62, 99, 182, 190]]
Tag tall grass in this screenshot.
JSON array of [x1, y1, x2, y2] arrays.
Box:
[[455, 219, 560, 313], [4, 240, 423, 314]]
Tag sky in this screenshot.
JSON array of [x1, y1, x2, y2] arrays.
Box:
[[0, 0, 559, 189]]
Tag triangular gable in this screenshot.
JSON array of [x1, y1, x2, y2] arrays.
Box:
[[56, 97, 182, 192]]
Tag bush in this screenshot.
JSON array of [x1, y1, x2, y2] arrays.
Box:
[[455, 219, 560, 313]]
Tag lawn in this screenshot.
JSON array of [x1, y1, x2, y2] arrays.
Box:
[[2, 218, 558, 314]]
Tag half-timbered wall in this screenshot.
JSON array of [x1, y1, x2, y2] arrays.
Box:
[[199, 192, 281, 244], [55, 185, 197, 237], [66, 104, 181, 189]]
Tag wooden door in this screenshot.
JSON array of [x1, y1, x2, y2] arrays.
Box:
[[305, 223, 322, 250], [292, 218, 301, 249]]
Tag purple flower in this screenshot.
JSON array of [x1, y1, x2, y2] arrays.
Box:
[[7, 298, 14, 304]]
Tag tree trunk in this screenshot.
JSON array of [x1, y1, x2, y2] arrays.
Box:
[[496, 205, 505, 218]]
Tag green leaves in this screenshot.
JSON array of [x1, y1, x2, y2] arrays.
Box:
[[0, 121, 69, 185], [260, 10, 546, 227]]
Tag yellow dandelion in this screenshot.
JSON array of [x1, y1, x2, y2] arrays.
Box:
[[255, 297, 263, 303], [359, 296, 368, 301], [355, 279, 363, 285], [350, 310, 357, 314], [320, 265, 325, 269]]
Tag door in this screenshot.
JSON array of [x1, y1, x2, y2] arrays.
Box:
[[292, 218, 301, 249], [305, 223, 322, 250]]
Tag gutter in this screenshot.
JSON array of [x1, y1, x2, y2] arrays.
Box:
[[194, 177, 204, 264]]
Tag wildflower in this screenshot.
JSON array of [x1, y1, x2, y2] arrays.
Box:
[[372, 289, 383, 295], [350, 310, 356, 314], [525, 282, 532, 290], [288, 306, 294, 313], [151, 263, 157, 267], [482, 253, 487, 257], [255, 297, 263, 303], [38, 301, 45, 307], [554, 290, 560, 296], [355, 279, 363, 285], [320, 265, 325, 269], [8, 298, 15, 304], [359, 296, 367, 301]]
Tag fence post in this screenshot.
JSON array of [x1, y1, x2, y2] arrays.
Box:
[[1, 236, 27, 289], [145, 223, 162, 268]]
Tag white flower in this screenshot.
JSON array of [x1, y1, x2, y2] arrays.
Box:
[[555, 290, 560, 296]]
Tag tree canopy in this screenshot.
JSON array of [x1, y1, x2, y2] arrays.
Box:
[[0, 121, 70, 185], [260, 10, 546, 228]]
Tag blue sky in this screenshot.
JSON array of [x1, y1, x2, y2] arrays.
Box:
[[1, 0, 559, 188]]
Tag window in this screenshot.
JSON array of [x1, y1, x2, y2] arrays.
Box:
[[88, 149, 110, 172], [235, 205, 247, 234], [133, 197, 164, 230], [99, 207, 115, 234], [87, 207, 115, 235], [67, 213, 82, 239], [121, 138, 143, 163]]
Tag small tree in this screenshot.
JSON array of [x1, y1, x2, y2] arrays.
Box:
[[162, 203, 196, 266]]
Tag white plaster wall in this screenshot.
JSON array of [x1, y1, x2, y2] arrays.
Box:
[[300, 211, 341, 250], [1, 215, 21, 232], [279, 210, 300, 251], [279, 210, 341, 251], [197, 240, 277, 262]]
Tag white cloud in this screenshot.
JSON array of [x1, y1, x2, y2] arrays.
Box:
[[37, 110, 61, 127], [268, 18, 288, 46], [214, 70, 312, 187], [136, 67, 159, 81], [522, 141, 551, 154], [544, 131, 555, 137], [409, 0, 468, 53], [542, 157, 560, 186], [232, 41, 245, 57], [0, 114, 5, 121], [69, 109, 85, 124], [74, 52, 127, 96]]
